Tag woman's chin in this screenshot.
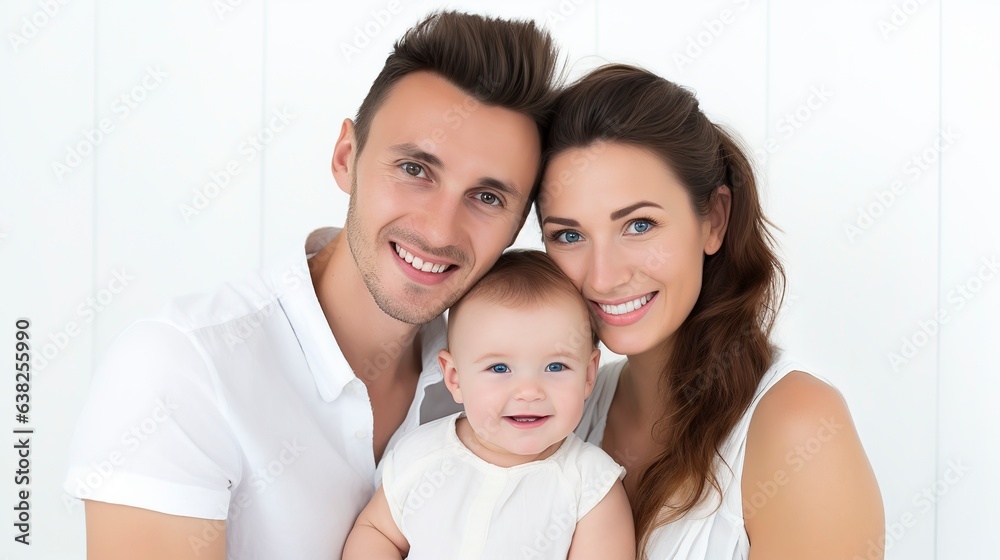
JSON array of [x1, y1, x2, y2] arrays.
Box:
[[598, 332, 659, 358]]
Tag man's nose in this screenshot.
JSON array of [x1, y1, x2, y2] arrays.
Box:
[[419, 190, 465, 249]]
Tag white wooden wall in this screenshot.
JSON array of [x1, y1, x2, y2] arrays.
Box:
[[1, 1, 996, 558]]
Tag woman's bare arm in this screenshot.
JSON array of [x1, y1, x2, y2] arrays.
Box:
[[743, 372, 885, 560]]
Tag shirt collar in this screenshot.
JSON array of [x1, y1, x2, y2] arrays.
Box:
[[272, 227, 447, 403]]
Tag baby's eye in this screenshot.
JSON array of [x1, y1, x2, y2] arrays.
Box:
[[545, 363, 566, 372], [401, 162, 426, 178], [490, 364, 510, 374]]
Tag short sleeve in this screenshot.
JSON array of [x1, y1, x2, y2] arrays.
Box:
[[63, 320, 242, 520], [574, 440, 626, 520], [379, 448, 407, 531], [377, 414, 455, 536]]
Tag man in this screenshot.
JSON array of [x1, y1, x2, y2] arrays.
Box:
[[63, 11, 559, 559]]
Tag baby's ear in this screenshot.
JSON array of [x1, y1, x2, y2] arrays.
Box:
[[439, 349, 463, 404], [584, 347, 600, 399]]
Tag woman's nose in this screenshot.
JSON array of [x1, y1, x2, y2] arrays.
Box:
[[588, 241, 633, 296]]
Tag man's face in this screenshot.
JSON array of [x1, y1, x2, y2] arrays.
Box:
[[338, 71, 541, 325]]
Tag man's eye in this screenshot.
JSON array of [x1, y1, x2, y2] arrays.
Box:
[[546, 363, 566, 372], [490, 364, 510, 374], [476, 192, 502, 207], [401, 162, 426, 178]]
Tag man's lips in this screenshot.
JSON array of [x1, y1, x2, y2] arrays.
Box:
[[392, 242, 456, 274], [391, 242, 459, 285]]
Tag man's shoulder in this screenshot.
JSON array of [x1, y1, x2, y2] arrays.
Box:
[[153, 265, 292, 335]]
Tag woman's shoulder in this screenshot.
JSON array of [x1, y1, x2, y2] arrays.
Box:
[[748, 359, 847, 448], [741, 366, 884, 553]]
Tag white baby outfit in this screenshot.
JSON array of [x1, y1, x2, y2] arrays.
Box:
[[380, 412, 625, 560]]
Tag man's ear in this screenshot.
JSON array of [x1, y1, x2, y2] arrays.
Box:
[[439, 349, 463, 404], [331, 119, 356, 195], [584, 347, 600, 399], [703, 185, 732, 256]]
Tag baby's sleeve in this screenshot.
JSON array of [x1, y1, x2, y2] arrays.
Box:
[[378, 417, 449, 535], [574, 440, 626, 520], [380, 448, 407, 532]]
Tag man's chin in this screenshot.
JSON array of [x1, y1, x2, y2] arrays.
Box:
[[371, 293, 451, 325]]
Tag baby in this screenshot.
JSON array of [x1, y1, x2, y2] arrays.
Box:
[[342, 250, 635, 560]]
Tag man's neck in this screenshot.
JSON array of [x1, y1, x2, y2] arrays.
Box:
[[309, 231, 424, 389]]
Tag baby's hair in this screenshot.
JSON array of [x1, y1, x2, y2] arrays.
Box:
[[449, 250, 598, 346]]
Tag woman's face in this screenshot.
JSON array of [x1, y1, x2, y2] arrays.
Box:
[[540, 142, 726, 357]]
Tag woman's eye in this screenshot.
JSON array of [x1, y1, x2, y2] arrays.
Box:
[[476, 192, 502, 207], [545, 363, 566, 372], [556, 231, 582, 244], [490, 364, 510, 374], [401, 162, 426, 178], [627, 219, 651, 234]]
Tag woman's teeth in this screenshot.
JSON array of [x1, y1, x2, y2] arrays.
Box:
[[395, 243, 449, 274], [599, 294, 652, 316]]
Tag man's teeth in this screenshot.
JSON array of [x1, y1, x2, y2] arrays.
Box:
[[599, 294, 651, 316], [395, 243, 449, 273]]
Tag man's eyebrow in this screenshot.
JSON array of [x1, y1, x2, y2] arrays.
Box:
[[610, 201, 663, 221], [389, 143, 444, 168], [541, 216, 580, 227], [479, 178, 523, 203]]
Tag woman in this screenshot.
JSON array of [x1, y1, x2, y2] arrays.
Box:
[[537, 65, 885, 559]]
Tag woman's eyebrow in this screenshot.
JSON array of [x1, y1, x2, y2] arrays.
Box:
[[610, 201, 663, 221], [541, 216, 580, 227]]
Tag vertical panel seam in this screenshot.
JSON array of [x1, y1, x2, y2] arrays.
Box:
[[91, 0, 99, 382], [934, 1, 943, 558], [260, 0, 267, 268]]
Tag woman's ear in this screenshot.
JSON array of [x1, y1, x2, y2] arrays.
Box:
[[703, 185, 732, 256], [439, 349, 463, 404], [331, 119, 356, 195]]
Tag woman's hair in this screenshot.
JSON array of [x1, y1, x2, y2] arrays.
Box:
[[543, 64, 784, 550], [449, 250, 597, 347]]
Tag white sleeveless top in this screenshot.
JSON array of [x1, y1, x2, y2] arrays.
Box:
[[575, 352, 823, 559], [381, 412, 625, 560]]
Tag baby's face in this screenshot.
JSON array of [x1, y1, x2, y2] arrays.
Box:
[[440, 293, 599, 459]]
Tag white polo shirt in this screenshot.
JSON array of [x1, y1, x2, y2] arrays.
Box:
[[63, 227, 460, 560]]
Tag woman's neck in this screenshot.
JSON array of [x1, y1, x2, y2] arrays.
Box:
[[619, 342, 673, 425]]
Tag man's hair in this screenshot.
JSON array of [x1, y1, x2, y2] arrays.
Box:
[[354, 11, 561, 198], [448, 250, 597, 346]]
